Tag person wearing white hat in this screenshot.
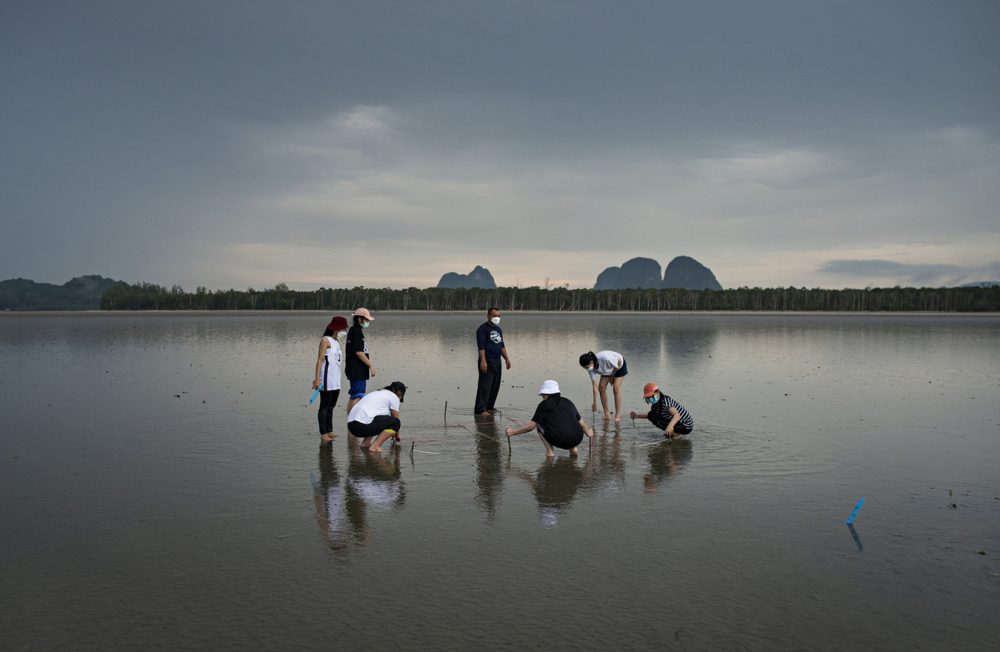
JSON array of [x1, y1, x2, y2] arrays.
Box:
[[505, 380, 593, 457], [345, 307, 376, 412]]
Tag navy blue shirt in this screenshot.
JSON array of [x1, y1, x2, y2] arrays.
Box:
[[476, 321, 505, 363]]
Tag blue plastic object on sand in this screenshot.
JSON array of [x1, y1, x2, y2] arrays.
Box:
[[845, 498, 865, 525]]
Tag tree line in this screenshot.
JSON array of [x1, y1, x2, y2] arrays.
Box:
[[99, 282, 1000, 312]]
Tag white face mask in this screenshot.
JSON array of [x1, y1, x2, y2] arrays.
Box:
[[586, 365, 595, 372], [336, 331, 346, 339], [490, 317, 500, 325]]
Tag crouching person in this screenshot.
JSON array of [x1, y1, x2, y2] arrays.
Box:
[[347, 381, 407, 452], [505, 380, 593, 457], [630, 382, 694, 442]]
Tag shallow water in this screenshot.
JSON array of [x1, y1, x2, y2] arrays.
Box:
[[1, 311, 998, 650]]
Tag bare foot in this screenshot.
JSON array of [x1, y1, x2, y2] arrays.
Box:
[[569, 447, 579, 457], [367, 445, 382, 453], [602, 413, 610, 420], [614, 416, 622, 423], [321, 433, 335, 443]]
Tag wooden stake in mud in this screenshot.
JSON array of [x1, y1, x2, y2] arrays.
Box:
[[444, 400, 448, 424]]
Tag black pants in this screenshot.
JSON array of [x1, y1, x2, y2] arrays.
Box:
[[318, 389, 340, 435], [475, 360, 502, 413]]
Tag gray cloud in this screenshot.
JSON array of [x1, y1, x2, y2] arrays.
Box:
[[2, 1, 998, 289], [820, 259, 1000, 287]]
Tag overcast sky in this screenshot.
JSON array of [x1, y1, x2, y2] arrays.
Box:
[[2, 0, 998, 290]]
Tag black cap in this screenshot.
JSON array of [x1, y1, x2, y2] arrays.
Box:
[[386, 381, 407, 401]]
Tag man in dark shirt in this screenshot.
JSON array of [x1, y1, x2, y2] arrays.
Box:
[[474, 307, 511, 415]]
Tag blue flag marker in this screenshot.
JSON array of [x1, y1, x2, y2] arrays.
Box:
[[845, 498, 865, 525]]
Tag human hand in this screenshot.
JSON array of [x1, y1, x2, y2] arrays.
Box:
[[504, 426, 513, 437], [629, 410, 637, 419], [370, 365, 376, 377], [591, 402, 597, 412], [480, 360, 487, 373], [312, 380, 321, 390], [505, 359, 511, 370]]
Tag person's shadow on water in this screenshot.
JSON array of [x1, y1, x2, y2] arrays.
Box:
[[514, 456, 587, 528], [643, 439, 693, 493], [312, 443, 351, 556], [473, 418, 505, 523]]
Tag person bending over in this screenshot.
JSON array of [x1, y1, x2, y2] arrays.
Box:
[[630, 382, 694, 442], [578, 350, 628, 423], [347, 381, 406, 453], [505, 380, 593, 457]]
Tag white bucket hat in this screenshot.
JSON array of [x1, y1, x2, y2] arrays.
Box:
[[537, 379, 560, 395]]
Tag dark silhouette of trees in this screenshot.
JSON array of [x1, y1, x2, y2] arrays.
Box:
[[100, 283, 1000, 312]]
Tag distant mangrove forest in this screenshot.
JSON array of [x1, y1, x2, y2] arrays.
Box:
[[99, 282, 1000, 312]]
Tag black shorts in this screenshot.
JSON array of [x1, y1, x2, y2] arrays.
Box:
[[347, 415, 401, 438], [673, 423, 693, 435], [603, 358, 628, 379], [536, 424, 584, 450]]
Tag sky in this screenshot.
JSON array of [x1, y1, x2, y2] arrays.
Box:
[[2, 0, 998, 290]]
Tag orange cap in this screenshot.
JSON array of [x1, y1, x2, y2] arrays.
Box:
[[642, 382, 659, 398]]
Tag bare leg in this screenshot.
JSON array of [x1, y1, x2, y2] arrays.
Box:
[[536, 430, 555, 458], [367, 429, 396, 453], [360, 436, 373, 448], [569, 446, 579, 457], [598, 376, 611, 419], [612, 376, 624, 423]]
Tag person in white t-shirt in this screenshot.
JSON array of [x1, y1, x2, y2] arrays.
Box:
[[578, 350, 628, 423], [346, 381, 407, 452]]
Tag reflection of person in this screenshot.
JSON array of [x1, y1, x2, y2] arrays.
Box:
[[312, 316, 348, 442], [473, 419, 505, 521], [579, 350, 628, 422], [475, 307, 511, 416], [505, 380, 593, 457], [347, 381, 407, 452], [516, 457, 585, 528], [312, 443, 349, 552], [346, 444, 405, 512], [643, 439, 693, 493], [630, 382, 694, 442], [345, 307, 376, 412]]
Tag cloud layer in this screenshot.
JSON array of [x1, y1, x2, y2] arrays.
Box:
[[2, 1, 998, 290]]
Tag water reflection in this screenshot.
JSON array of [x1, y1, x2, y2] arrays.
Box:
[[514, 457, 587, 528], [312, 443, 406, 555], [642, 439, 693, 493], [473, 415, 505, 521], [312, 444, 351, 554], [584, 422, 627, 495]]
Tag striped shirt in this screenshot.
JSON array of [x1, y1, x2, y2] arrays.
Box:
[[648, 395, 694, 431]]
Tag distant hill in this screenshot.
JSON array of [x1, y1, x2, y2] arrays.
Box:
[[594, 257, 662, 290], [960, 281, 1000, 288], [661, 255, 723, 291], [0, 275, 121, 310], [594, 256, 722, 290], [436, 265, 497, 289]]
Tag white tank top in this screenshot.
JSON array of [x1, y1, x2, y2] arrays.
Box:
[[321, 336, 343, 391]]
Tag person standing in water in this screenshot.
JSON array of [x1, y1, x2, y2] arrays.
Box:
[[630, 382, 694, 442], [474, 307, 511, 416], [345, 308, 376, 412], [347, 381, 407, 453], [578, 350, 628, 422], [313, 315, 349, 442], [505, 380, 593, 457]]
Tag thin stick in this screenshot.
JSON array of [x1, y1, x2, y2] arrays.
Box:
[[444, 400, 448, 424]]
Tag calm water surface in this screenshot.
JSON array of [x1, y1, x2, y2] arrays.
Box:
[[1, 312, 998, 650]]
